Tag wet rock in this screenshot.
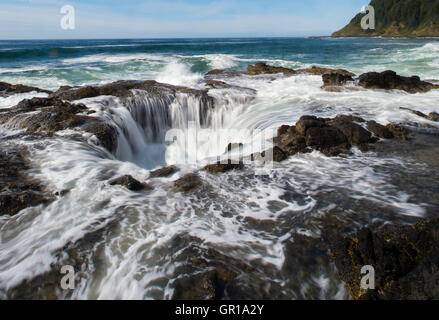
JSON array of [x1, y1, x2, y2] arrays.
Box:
[[330, 218, 439, 300], [386, 123, 413, 140], [205, 69, 243, 77], [366, 120, 394, 139], [0, 97, 118, 153], [0, 81, 52, 97], [295, 115, 326, 135], [0, 148, 53, 216], [245, 63, 296, 76], [328, 119, 372, 145], [274, 114, 384, 158], [150, 165, 179, 178], [225, 143, 243, 153], [305, 126, 348, 148], [322, 73, 355, 87], [109, 175, 152, 191], [204, 163, 244, 174], [297, 66, 355, 77], [51, 80, 213, 103], [205, 80, 257, 94], [428, 112, 439, 122], [358, 70, 439, 93], [174, 174, 202, 192], [261, 146, 287, 162]]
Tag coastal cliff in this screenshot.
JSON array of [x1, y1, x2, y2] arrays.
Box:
[[333, 0, 439, 37]]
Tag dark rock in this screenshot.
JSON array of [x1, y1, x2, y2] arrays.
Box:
[[322, 73, 354, 87], [358, 70, 439, 93], [174, 174, 202, 192], [51, 80, 213, 103], [328, 119, 372, 145], [305, 126, 347, 148], [386, 123, 413, 140], [0, 81, 52, 97], [277, 125, 295, 137], [428, 112, 439, 122], [295, 115, 326, 135], [205, 80, 256, 94], [204, 163, 244, 174], [367, 120, 394, 139], [0, 148, 53, 216], [261, 146, 287, 162], [245, 63, 296, 76], [330, 218, 439, 300], [150, 165, 179, 178], [0, 97, 119, 153], [297, 66, 355, 77], [109, 175, 152, 191]]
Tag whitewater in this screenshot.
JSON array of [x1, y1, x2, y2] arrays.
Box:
[[0, 38, 439, 299]]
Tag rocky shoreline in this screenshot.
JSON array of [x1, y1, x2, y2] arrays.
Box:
[[1, 63, 439, 299]]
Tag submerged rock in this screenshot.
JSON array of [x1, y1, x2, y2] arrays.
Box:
[[204, 163, 245, 174], [386, 123, 413, 140], [174, 174, 203, 192], [366, 120, 394, 139], [109, 175, 152, 191], [0, 81, 52, 97], [330, 218, 439, 300], [358, 70, 439, 93], [149, 165, 179, 178], [0, 148, 53, 216]]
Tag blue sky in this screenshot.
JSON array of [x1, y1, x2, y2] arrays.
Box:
[[0, 0, 369, 39]]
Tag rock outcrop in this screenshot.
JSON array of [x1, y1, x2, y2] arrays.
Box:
[[0, 97, 118, 153], [174, 174, 203, 192], [0, 147, 53, 216], [358, 71, 439, 93], [108, 175, 152, 191], [245, 63, 297, 76], [0, 82, 52, 97], [275, 115, 379, 157], [297, 66, 355, 77], [330, 218, 439, 300], [50, 80, 213, 103]]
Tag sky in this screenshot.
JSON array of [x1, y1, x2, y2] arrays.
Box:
[[0, 0, 369, 39]]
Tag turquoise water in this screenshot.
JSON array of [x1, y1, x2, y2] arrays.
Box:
[[1, 37, 439, 90]]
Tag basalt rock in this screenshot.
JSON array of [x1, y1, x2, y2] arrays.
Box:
[[297, 67, 355, 77], [366, 120, 394, 139], [322, 73, 355, 87], [150, 165, 179, 178], [205, 80, 256, 94], [174, 174, 203, 192], [0, 81, 52, 97], [358, 71, 439, 94], [109, 175, 152, 191], [386, 123, 413, 140], [245, 63, 297, 76], [274, 114, 388, 158], [50, 80, 214, 104], [400, 108, 439, 122], [330, 218, 439, 300], [204, 162, 245, 174], [0, 97, 118, 153], [0, 148, 53, 216]]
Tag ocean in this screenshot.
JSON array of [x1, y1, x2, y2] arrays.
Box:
[[0, 37, 439, 299]]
